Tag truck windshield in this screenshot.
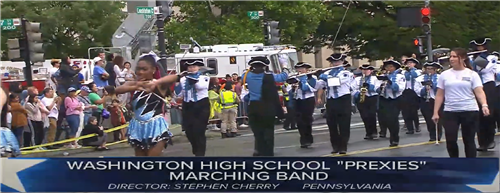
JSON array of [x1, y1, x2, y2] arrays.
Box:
[[287, 52, 299, 67]]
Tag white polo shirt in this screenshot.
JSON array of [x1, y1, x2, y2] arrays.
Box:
[[437, 68, 483, 112]]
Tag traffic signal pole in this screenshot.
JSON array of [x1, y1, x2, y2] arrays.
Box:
[[20, 15, 33, 86], [425, 0, 432, 62], [156, 0, 169, 76]]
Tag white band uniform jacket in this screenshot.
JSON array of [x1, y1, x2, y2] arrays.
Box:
[[179, 75, 210, 102], [317, 67, 354, 99], [376, 72, 406, 99], [287, 75, 321, 100], [496, 62, 500, 86], [403, 68, 423, 90], [414, 73, 440, 99], [351, 75, 381, 97], [470, 54, 498, 84]]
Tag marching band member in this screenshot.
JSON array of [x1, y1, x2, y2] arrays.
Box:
[[376, 60, 406, 147], [242, 56, 289, 156], [469, 37, 497, 151], [433, 48, 489, 158], [316, 53, 353, 154], [288, 62, 319, 148], [493, 51, 500, 131], [115, 55, 176, 157], [177, 59, 211, 156], [414, 62, 443, 142], [351, 64, 380, 140], [401, 58, 422, 134]]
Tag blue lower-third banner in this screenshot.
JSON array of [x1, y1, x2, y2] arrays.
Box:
[[1, 157, 499, 192]]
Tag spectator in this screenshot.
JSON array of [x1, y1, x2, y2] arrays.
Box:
[[110, 99, 126, 140], [25, 94, 48, 149], [9, 94, 27, 145], [105, 53, 116, 87], [118, 61, 136, 105], [232, 73, 238, 82], [112, 55, 125, 86], [103, 86, 118, 141], [81, 116, 109, 150], [40, 88, 61, 144], [72, 65, 85, 89], [92, 57, 109, 94], [88, 82, 106, 123], [65, 87, 83, 148], [77, 86, 98, 126], [49, 59, 61, 90], [59, 56, 81, 97]]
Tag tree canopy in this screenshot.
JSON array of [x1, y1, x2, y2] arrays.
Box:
[[0, 1, 125, 60]]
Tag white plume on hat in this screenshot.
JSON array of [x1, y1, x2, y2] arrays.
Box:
[[140, 51, 160, 61]]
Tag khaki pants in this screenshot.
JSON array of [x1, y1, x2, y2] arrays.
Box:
[[46, 117, 58, 143], [220, 107, 237, 133]]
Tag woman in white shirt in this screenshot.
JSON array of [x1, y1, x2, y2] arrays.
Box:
[[433, 48, 489, 158]]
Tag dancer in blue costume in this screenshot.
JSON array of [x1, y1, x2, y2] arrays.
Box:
[[115, 55, 182, 156], [0, 87, 21, 157]]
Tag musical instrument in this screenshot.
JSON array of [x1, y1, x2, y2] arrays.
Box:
[[425, 84, 431, 102], [437, 50, 488, 61], [286, 65, 344, 82], [377, 71, 389, 97], [359, 74, 368, 103]]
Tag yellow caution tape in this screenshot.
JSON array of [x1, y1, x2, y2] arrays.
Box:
[[20, 124, 129, 151], [21, 139, 127, 155]]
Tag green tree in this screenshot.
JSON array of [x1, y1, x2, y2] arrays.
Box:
[[1, 1, 126, 60], [306, 1, 500, 60], [165, 1, 328, 53]]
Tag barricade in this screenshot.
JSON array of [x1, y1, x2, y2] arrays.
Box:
[[19, 124, 129, 155]]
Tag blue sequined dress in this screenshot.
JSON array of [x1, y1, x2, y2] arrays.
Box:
[[0, 127, 21, 157], [128, 90, 173, 149]]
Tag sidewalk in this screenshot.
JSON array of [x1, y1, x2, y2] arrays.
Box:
[[22, 124, 221, 157]]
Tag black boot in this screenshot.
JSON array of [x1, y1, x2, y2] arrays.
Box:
[[221, 133, 228, 139], [231, 132, 241, 137]]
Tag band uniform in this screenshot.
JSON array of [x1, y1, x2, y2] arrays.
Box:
[[401, 58, 423, 134], [316, 53, 354, 154], [376, 60, 406, 147], [351, 64, 381, 140], [413, 62, 444, 141], [242, 56, 288, 157]]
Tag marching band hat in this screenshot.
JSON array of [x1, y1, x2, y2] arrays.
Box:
[[326, 53, 347, 62], [404, 58, 420, 65], [382, 59, 401, 69], [423, 61, 443, 69], [469, 37, 492, 46], [343, 61, 351, 67], [294, 62, 312, 69], [184, 59, 205, 66], [248, 56, 270, 66], [359, 64, 375, 70], [492, 51, 499, 57]]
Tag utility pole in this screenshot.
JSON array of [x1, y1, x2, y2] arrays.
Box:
[[155, 0, 173, 76]]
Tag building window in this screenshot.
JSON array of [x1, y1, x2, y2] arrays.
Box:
[[206, 58, 217, 75]]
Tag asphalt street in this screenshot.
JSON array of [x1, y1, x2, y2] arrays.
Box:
[[68, 113, 499, 158]]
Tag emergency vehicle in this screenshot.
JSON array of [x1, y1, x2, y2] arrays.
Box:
[[174, 43, 299, 79]]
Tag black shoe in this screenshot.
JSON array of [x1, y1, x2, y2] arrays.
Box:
[[488, 142, 496, 149], [221, 133, 228, 139], [389, 143, 398, 147], [477, 146, 487, 151], [339, 150, 347, 154], [252, 152, 259, 156], [379, 134, 386, 138], [415, 128, 421, 133], [231, 132, 241, 137], [331, 148, 339, 154], [364, 135, 374, 140], [406, 131, 415, 134]]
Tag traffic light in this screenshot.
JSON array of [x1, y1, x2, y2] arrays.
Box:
[[421, 7, 431, 34], [25, 22, 45, 63], [263, 22, 269, 44], [413, 37, 424, 54], [157, 0, 174, 18], [268, 21, 280, 45], [7, 38, 24, 60]]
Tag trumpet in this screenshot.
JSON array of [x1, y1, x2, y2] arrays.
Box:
[[359, 74, 368, 103]]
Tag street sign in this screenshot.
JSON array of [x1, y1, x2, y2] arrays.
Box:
[[1, 18, 21, 31], [137, 6, 156, 19], [247, 11, 263, 20]]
